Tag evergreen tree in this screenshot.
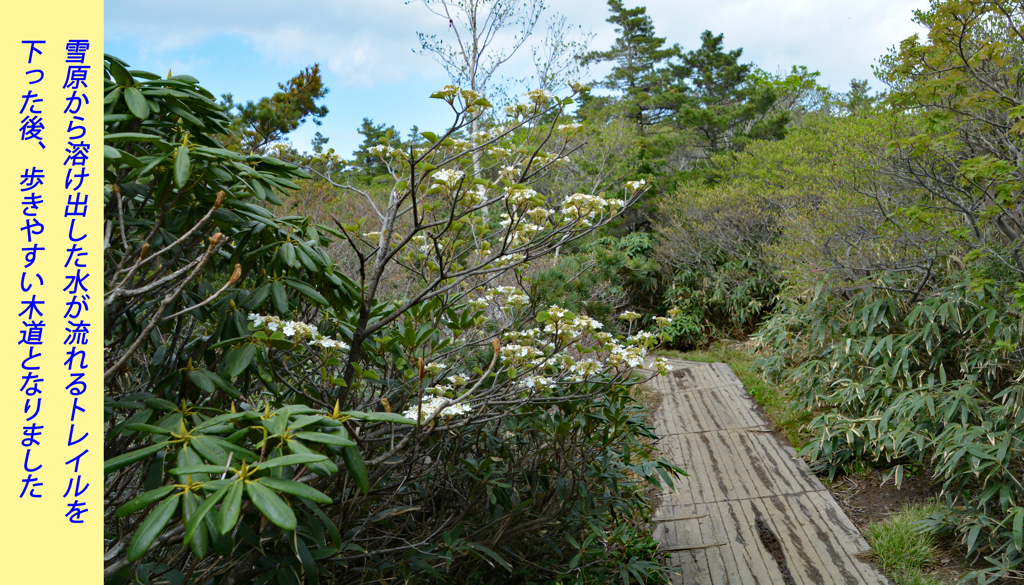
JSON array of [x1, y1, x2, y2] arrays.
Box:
[[350, 118, 399, 177], [836, 79, 881, 115], [220, 64, 329, 155], [670, 31, 784, 157], [579, 0, 679, 126]]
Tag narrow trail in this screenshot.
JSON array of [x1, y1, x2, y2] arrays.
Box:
[[643, 358, 889, 584]]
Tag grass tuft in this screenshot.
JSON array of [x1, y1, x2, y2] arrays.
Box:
[[864, 503, 946, 585]]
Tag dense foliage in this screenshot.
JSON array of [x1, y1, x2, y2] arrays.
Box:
[[102, 53, 682, 585], [637, 0, 1024, 580], [103, 0, 1024, 581]]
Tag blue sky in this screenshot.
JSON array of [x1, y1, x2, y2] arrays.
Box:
[[105, 0, 929, 157]]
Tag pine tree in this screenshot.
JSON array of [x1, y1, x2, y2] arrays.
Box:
[[670, 31, 783, 157], [219, 65, 329, 155], [579, 0, 679, 126], [350, 118, 398, 177]]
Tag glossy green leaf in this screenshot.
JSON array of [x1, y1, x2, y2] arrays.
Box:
[[247, 480, 297, 530], [188, 369, 215, 393], [127, 493, 180, 562], [243, 283, 272, 311], [168, 464, 229, 475], [342, 411, 417, 425], [341, 445, 369, 495], [280, 242, 297, 267], [174, 145, 190, 189], [282, 278, 328, 306], [218, 480, 244, 535], [1014, 508, 1024, 553], [105, 442, 167, 475], [115, 484, 178, 517], [255, 454, 328, 470], [184, 486, 229, 546], [205, 370, 240, 399], [206, 436, 259, 462], [258, 477, 332, 505], [190, 435, 229, 466], [286, 440, 338, 476], [182, 491, 209, 558], [270, 281, 288, 314], [124, 86, 150, 119], [223, 343, 257, 378], [125, 423, 172, 435], [293, 432, 356, 447]]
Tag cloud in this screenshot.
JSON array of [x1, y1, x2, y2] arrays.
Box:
[[106, 0, 453, 87], [106, 0, 931, 155], [580, 0, 930, 90], [107, 0, 929, 92]]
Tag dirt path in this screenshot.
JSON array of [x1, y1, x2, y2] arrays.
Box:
[[645, 358, 890, 585]]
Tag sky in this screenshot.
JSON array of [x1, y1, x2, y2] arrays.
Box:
[[105, 0, 930, 156]]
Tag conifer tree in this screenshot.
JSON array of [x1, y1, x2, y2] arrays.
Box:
[[579, 0, 679, 126]]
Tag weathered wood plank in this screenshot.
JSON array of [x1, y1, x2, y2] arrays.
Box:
[[647, 358, 890, 585]]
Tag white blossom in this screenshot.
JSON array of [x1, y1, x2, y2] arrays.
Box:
[[433, 169, 465, 185], [402, 396, 472, 422], [424, 362, 447, 376], [653, 357, 674, 374]]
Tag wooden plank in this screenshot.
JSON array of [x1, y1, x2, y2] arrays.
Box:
[[650, 359, 891, 585], [726, 497, 786, 584]]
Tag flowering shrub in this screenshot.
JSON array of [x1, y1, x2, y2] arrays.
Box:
[[103, 54, 679, 585]]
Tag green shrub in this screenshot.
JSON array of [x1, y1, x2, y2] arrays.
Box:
[[103, 56, 682, 585]]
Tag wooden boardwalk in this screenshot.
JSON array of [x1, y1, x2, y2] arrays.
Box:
[[644, 359, 889, 585]]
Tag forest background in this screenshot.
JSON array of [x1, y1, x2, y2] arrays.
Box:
[[103, 0, 1024, 584]]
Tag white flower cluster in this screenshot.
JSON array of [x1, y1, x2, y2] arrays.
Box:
[[526, 207, 550, 223], [626, 179, 646, 191], [411, 233, 433, 255], [485, 286, 530, 308], [461, 185, 486, 207], [433, 168, 465, 185], [619, 311, 641, 322], [652, 357, 674, 375], [401, 395, 472, 422], [501, 343, 545, 365], [608, 344, 647, 368], [459, 88, 482, 102], [493, 253, 526, 267], [543, 312, 604, 341], [424, 362, 446, 376], [368, 144, 400, 159], [627, 330, 658, 349], [434, 84, 460, 99], [449, 138, 472, 151], [524, 375, 553, 389], [505, 187, 538, 206], [491, 305, 671, 394], [562, 193, 617, 225], [525, 88, 554, 105], [558, 123, 582, 132], [447, 374, 470, 387], [248, 314, 350, 350]]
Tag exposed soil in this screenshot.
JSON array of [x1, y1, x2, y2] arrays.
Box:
[[826, 467, 975, 583], [828, 468, 940, 529]]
